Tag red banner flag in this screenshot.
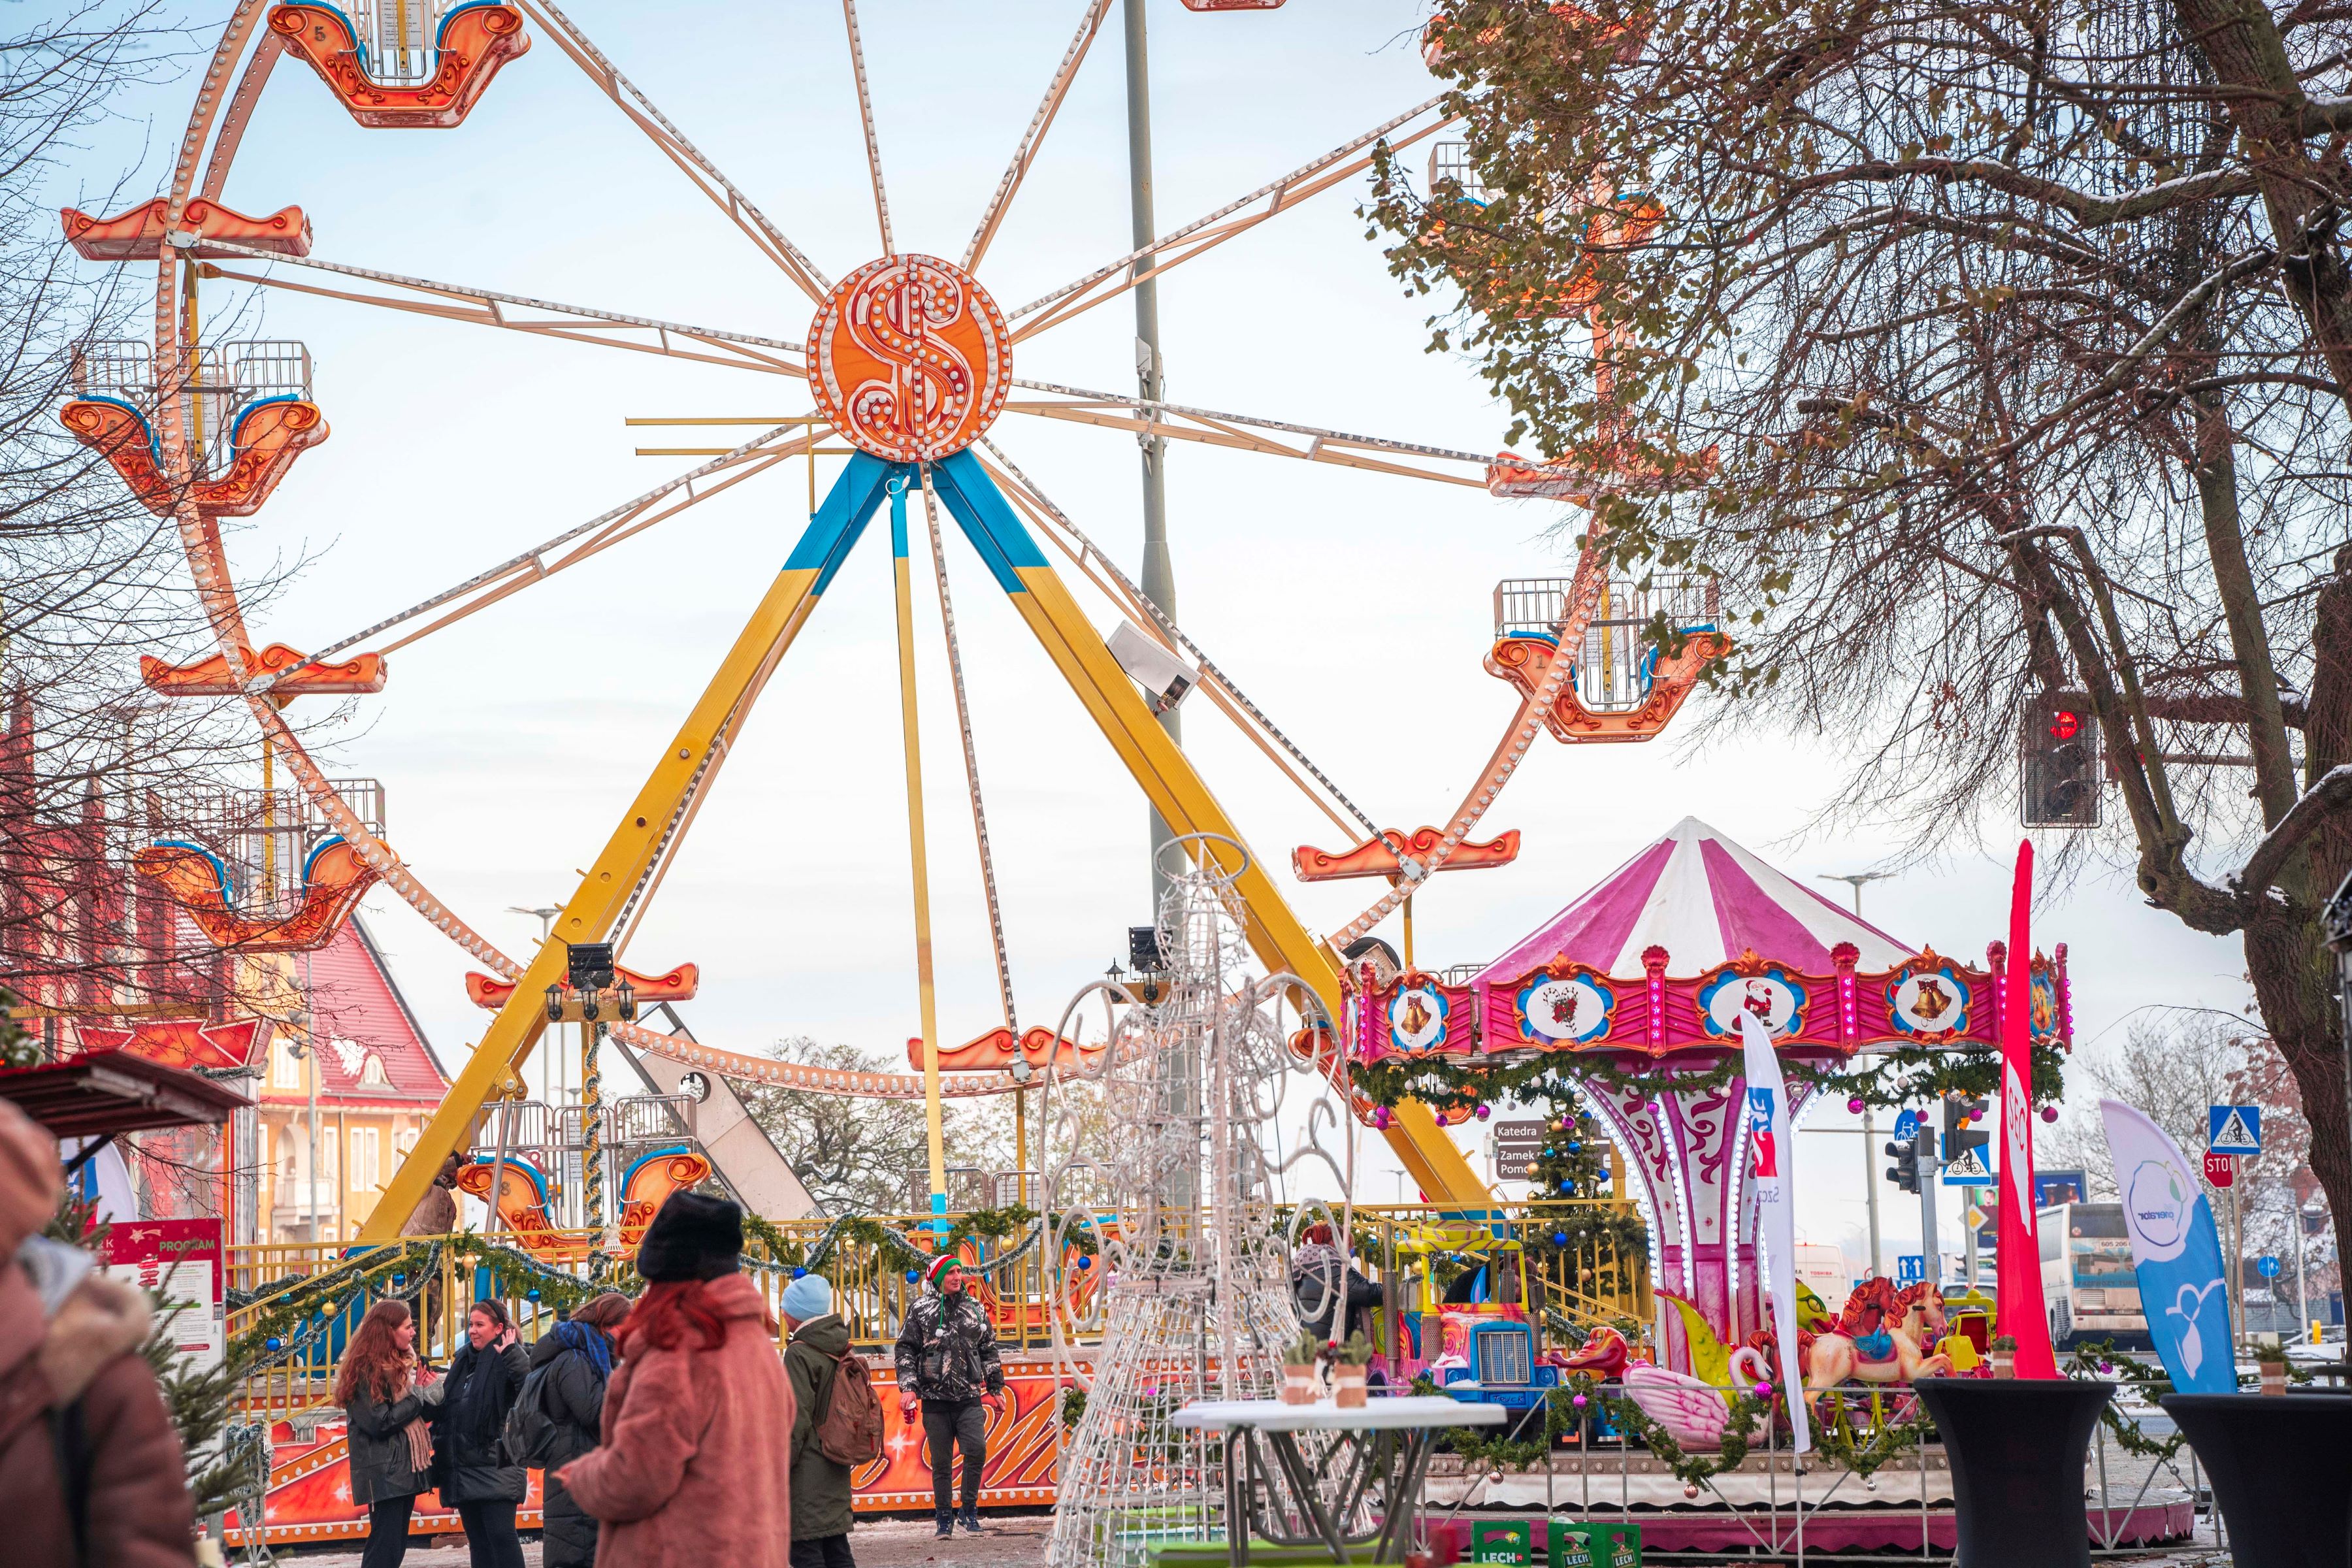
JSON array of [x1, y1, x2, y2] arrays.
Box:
[[1996, 840, 2060, 1377]]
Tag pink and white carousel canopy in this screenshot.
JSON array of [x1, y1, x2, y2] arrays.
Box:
[[1348, 817, 2066, 1063], [1474, 816, 1912, 982]]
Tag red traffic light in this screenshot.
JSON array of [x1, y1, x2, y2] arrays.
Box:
[[2048, 708, 2082, 740]]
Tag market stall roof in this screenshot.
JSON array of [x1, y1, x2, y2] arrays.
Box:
[[1474, 816, 1914, 984], [0, 1052, 252, 1139]]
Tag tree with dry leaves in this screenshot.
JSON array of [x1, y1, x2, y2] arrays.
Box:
[[1376, 0, 2352, 1281]]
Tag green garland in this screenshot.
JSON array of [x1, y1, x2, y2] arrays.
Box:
[[1417, 1369, 1927, 1486], [227, 1233, 620, 1373], [1597, 1375, 1778, 1490], [1356, 1038, 2066, 1115], [2062, 1340, 2188, 1461], [1803, 1394, 1930, 1478], [745, 1203, 1083, 1286], [1418, 1379, 1584, 1471]]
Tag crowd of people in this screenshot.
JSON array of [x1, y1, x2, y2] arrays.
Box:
[[0, 1094, 1000, 1568]]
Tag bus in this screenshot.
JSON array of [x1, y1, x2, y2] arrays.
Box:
[[2039, 1200, 2148, 1348]]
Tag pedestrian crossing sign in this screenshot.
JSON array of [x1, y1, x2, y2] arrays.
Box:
[[2208, 1105, 2262, 1156]]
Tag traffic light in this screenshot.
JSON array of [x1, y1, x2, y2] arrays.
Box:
[[1942, 1096, 1989, 1166], [2020, 689, 2100, 828], [1884, 1129, 1923, 1194]]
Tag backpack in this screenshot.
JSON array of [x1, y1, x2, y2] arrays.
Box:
[[502, 1357, 568, 1468], [811, 1347, 884, 1465]]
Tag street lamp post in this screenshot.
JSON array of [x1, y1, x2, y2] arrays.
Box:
[[1822, 872, 1896, 1281], [510, 904, 564, 1104]]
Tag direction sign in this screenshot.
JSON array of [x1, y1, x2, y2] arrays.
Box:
[[1892, 1109, 1922, 1143], [2203, 1151, 2236, 1188], [1490, 1119, 1548, 1179], [1942, 1142, 1995, 1186], [1896, 1254, 1926, 1285], [2208, 1105, 2262, 1155], [2257, 1256, 2281, 1279]]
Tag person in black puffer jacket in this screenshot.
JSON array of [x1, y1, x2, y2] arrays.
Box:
[[434, 1298, 529, 1568], [529, 1292, 631, 1568]]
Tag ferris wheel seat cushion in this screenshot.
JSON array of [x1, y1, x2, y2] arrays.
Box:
[[635, 1191, 743, 1282]]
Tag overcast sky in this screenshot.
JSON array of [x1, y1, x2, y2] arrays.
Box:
[[71, 1, 2264, 1271]]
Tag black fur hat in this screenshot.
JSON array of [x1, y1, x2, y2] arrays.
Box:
[[635, 1191, 743, 1282]]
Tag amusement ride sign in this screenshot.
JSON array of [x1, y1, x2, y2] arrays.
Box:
[[806, 253, 1012, 463]]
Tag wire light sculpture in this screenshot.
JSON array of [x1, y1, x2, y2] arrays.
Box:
[[1042, 836, 1356, 1567]]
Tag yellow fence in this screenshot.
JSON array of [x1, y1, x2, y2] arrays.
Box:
[[227, 1200, 1648, 1417], [225, 1214, 1087, 1416]]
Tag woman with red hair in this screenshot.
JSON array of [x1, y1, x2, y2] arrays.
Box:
[[336, 1299, 436, 1568], [558, 1193, 795, 1567]]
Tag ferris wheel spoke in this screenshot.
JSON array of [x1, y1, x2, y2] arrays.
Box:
[[840, 0, 896, 255], [1002, 383, 1486, 488], [268, 428, 813, 688], [514, 0, 834, 301], [975, 437, 1379, 843], [199, 242, 808, 379], [962, 0, 1115, 273], [1006, 96, 1454, 342], [916, 466, 1021, 1034]]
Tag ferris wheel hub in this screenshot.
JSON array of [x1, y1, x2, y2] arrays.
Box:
[[807, 253, 1011, 463]]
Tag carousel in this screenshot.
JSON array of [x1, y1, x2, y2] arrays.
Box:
[[1353, 816, 2070, 1371]]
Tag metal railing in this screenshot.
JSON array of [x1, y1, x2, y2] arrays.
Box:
[[225, 1200, 1648, 1418], [344, 0, 469, 84], [1348, 1201, 1654, 1340], [1428, 140, 1489, 204], [1494, 575, 1722, 714], [1409, 1371, 2206, 1563], [148, 777, 384, 912], [71, 339, 313, 482]]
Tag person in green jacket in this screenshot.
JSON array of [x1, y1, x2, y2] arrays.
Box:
[[781, 1274, 857, 1568]]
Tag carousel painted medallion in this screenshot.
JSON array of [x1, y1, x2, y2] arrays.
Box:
[[1888, 955, 1972, 1043], [1516, 972, 1616, 1045], [1388, 983, 1452, 1052], [1698, 964, 1806, 1039], [807, 253, 1011, 462]]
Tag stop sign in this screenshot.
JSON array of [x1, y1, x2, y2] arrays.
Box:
[[2203, 1151, 2236, 1188]]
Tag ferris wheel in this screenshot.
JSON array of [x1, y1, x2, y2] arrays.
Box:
[[62, 0, 1722, 1239]]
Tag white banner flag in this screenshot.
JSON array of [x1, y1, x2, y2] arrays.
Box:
[[1737, 1010, 1810, 1452]]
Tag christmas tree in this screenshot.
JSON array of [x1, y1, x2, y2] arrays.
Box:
[[1520, 1089, 1647, 1311]]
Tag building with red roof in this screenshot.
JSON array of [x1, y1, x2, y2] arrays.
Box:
[[255, 915, 451, 1241]]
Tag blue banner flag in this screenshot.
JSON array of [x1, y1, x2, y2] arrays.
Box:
[[2100, 1100, 2235, 1394]]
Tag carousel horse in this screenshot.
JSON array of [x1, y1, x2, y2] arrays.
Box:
[[1744, 1277, 1953, 1409]]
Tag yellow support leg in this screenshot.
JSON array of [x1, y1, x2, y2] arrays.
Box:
[[1011, 568, 1486, 1207], [890, 476, 951, 1224], [926, 451, 1492, 1210], [362, 455, 899, 1241]]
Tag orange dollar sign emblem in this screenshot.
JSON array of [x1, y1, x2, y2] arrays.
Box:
[[808, 254, 1011, 463]]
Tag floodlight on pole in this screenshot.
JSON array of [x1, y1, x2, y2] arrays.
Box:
[[1818, 871, 1896, 915]]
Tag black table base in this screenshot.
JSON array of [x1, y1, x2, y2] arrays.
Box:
[[1222, 1424, 1435, 1565], [2161, 1392, 2352, 1568], [1914, 1377, 2114, 1568]]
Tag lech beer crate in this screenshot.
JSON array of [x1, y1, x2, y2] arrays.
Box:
[[1471, 1520, 1533, 1563]]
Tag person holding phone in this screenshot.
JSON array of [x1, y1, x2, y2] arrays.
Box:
[[892, 1257, 1003, 1538], [435, 1299, 529, 1568]]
